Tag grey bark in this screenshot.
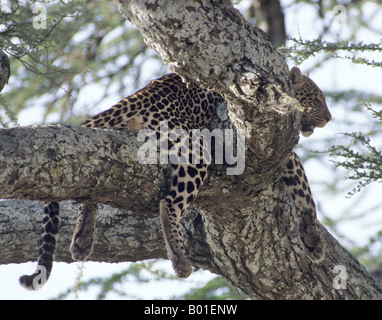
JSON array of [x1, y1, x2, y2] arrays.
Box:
[[0, 49, 10, 93], [0, 0, 381, 299], [0, 200, 166, 264], [0, 124, 165, 211]]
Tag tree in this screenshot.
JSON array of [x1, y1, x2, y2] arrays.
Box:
[[1, 0, 382, 299]]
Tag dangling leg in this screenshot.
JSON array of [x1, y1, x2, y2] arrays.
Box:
[[282, 152, 325, 262], [160, 163, 208, 278], [160, 198, 191, 278], [70, 202, 98, 261], [20, 201, 61, 290]]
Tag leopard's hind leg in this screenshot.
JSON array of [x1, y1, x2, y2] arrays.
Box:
[[160, 162, 208, 278], [70, 202, 98, 261], [19, 202, 60, 290]]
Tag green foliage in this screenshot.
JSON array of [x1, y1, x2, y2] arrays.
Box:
[[287, 37, 382, 66], [328, 103, 382, 197], [1, 1, 85, 121], [0, 95, 18, 127], [0, 0, 164, 126]]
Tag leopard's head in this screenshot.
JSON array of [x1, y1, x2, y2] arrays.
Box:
[[290, 67, 332, 137]]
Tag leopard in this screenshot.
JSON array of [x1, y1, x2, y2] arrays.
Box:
[[19, 66, 331, 290]]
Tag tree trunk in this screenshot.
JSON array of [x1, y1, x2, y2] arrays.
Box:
[[0, 49, 10, 93], [1, 0, 381, 299], [245, 0, 287, 48]]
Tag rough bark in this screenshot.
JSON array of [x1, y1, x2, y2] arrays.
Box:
[[1, 0, 381, 299], [0, 124, 165, 212], [0, 48, 10, 93], [0, 200, 166, 264]]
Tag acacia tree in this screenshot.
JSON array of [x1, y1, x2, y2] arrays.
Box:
[[1, 0, 382, 299]]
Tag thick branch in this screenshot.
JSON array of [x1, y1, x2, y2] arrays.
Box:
[[0, 48, 10, 93], [0, 200, 166, 264], [0, 124, 164, 213]]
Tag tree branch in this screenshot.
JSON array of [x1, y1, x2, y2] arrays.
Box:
[[0, 200, 167, 264], [0, 124, 165, 212], [1, 0, 381, 299], [0, 49, 10, 93]]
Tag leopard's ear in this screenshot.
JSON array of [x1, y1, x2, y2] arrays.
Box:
[[290, 67, 304, 84], [290, 67, 305, 90]]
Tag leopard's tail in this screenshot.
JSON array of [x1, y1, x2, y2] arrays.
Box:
[[19, 202, 61, 290]]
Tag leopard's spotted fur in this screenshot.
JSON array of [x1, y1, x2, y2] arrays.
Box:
[[20, 67, 331, 289]]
